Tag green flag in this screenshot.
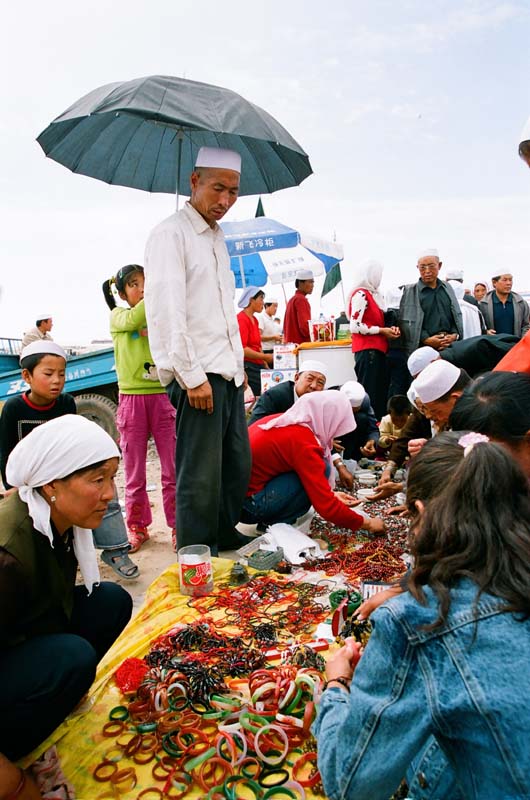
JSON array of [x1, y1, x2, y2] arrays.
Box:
[[255, 197, 265, 217], [321, 262, 342, 297]]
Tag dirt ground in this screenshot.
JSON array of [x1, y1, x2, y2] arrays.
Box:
[[98, 441, 252, 611]]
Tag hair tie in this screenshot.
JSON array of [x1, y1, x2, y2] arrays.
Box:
[[458, 431, 489, 456]]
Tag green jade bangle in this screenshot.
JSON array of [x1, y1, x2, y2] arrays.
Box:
[[184, 746, 217, 773], [109, 705, 129, 721], [223, 775, 262, 800], [263, 788, 298, 800]]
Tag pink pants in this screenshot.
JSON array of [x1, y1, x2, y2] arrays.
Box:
[[116, 393, 176, 529]]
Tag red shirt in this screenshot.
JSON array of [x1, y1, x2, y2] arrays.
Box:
[[248, 416, 364, 532], [237, 311, 263, 365], [284, 290, 312, 344]]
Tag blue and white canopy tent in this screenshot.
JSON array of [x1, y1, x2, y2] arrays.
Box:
[[220, 217, 343, 291]]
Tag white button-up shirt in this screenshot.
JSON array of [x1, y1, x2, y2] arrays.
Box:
[[144, 202, 244, 390]]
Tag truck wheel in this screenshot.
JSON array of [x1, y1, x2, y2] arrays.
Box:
[[74, 394, 118, 441]]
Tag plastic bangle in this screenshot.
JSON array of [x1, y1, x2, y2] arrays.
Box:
[[282, 780, 306, 799], [103, 747, 123, 763], [291, 752, 320, 788], [109, 705, 129, 721], [284, 688, 304, 714], [184, 746, 217, 773], [152, 756, 176, 781], [239, 757, 261, 779], [110, 767, 137, 788], [259, 768, 289, 788], [123, 733, 142, 757], [93, 761, 118, 782], [198, 756, 232, 792], [263, 788, 297, 799], [223, 776, 262, 800], [253, 725, 289, 766], [102, 721, 125, 737], [137, 790, 164, 800]]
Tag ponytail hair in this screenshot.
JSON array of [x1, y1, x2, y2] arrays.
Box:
[[102, 278, 117, 310], [101, 264, 144, 311], [407, 434, 530, 626]]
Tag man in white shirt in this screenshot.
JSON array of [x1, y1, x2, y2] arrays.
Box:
[[258, 297, 282, 352], [144, 146, 250, 555]]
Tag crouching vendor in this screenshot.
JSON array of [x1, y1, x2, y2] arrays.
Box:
[[0, 415, 132, 761], [242, 391, 385, 535]]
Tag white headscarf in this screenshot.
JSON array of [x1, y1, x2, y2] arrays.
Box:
[[259, 391, 355, 487], [6, 415, 120, 592], [348, 259, 386, 311]]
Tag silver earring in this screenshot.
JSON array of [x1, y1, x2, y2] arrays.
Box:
[[50, 496, 56, 503]]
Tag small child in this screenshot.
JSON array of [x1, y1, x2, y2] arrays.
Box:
[[0, 340, 138, 579], [102, 264, 177, 552], [378, 394, 412, 450]]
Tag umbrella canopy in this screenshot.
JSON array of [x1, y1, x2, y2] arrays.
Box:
[[36, 75, 313, 197], [220, 217, 343, 287]]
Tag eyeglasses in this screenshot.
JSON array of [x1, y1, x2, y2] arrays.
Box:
[[418, 264, 439, 271]]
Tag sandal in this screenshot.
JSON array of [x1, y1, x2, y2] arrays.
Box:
[[128, 526, 150, 553], [101, 548, 140, 580]]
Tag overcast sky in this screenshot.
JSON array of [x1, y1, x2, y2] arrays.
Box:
[[1, 0, 529, 345]]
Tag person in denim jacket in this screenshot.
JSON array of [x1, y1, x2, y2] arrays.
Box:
[[313, 433, 530, 800]]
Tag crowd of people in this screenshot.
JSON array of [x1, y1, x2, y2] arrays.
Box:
[[1, 143, 530, 797]]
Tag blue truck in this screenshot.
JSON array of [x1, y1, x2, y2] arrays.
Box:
[[0, 338, 119, 439]]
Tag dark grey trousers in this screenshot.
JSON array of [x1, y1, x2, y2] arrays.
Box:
[[167, 373, 251, 555]]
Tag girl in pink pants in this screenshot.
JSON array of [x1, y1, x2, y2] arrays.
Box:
[[103, 265, 177, 551]]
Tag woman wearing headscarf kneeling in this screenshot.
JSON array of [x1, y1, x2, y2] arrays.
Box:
[[0, 415, 133, 761], [242, 392, 385, 535]]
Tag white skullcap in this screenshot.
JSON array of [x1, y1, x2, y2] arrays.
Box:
[[20, 341, 67, 363], [445, 268, 464, 281], [407, 346, 439, 377], [407, 384, 419, 411], [296, 269, 314, 280], [417, 249, 439, 260], [297, 360, 328, 381], [238, 285, 262, 309], [37, 313, 52, 319], [340, 380, 366, 408], [195, 146, 241, 173], [265, 296, 278, 304], [413, 360, 460, 404]]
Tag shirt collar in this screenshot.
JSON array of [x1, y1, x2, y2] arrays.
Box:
[[182, 201, 221, 236], [419, 278, 441, 291], [493, 291, 512, 304]]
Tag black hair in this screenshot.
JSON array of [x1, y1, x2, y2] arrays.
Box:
[[60, 459, 110, 481], [449, 371, 530, 444], [36, 318, 50, 327], [387, 394, 411, 415], [264, 301, 277, 308], [491, 273, 511, 283], [435, 368, 471, 403], [20, 352, 65, 374], [102, 264, 144, 310], [406, 432, 530, 627], [252, 290, 265, 301]]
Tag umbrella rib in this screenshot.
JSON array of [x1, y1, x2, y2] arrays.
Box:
[[239, 137, 271, 193]]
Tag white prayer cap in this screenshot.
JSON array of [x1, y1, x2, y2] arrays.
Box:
[[37, 313, 53, 319], [265, 296, 278, 304], [413, 360, 460, 404], [407, 346, 439, 377], [445, 268, 464, 281], [297, 360, 328, 381], [417, 249, 439, 261], [340, 380, 366, 408], [20, 341, 67, 363], [296, 269, 314, 280], [407, 384, 419, 410], [238, 285, 262, 309], [195, 146, 241, 173]]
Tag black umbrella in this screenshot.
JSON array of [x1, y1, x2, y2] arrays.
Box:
[[37, 75, 313, 199]]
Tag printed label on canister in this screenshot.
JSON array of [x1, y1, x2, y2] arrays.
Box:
[[180, 561, 212, 588]]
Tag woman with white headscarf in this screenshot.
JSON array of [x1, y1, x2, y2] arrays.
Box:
[[0, 415, 132, 761], [348, 260, 401, 419], [242, 392, 385, 534]]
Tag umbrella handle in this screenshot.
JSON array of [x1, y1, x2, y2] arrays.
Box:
[[175, 131, 184, 210]]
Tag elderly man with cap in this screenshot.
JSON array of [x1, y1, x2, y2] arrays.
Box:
[[258, 296, 282, 352], [283, 269, 314, 344], [237, 286, 273, 397], [21, 315, 54, 348], [144, 146, 251, 555], [249, 359, 328, 424], [398, 249, 463, 356], [411, 360, 471, 432]]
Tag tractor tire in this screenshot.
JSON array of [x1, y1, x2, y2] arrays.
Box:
[[74, 393, 118, 441]]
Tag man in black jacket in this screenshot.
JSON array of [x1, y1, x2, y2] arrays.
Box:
[[248, 360, 328, 424]]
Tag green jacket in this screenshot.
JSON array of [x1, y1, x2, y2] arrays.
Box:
[[110, 300, 165, 394], [0, 493, 78, 649]]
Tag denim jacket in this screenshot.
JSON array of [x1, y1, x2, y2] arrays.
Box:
[[313, 579, 530, 800]]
